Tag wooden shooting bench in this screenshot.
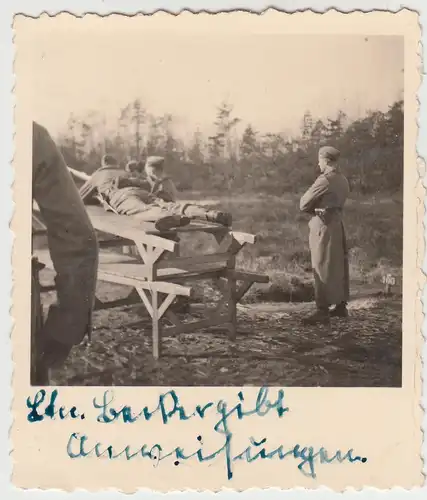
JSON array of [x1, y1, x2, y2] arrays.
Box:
[[32, 203, 269, 359]]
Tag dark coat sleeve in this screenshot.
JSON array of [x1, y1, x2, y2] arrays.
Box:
[[299, 174, 329, 214], [32, 122, 99, 347]]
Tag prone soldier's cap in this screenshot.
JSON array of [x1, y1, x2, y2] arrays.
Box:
[[125, 160, 139, 172], [318, 146, 340, 162], [102, 154, 118, 167], [145, 156, 165, 170]]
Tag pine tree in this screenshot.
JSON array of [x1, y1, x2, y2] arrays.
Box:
[[188, 129, 205, 164], [240, 124, 259, 159], [209, 101, 240, 161]]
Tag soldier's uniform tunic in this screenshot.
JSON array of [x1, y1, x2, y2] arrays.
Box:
[[300, 147, 350, 315]]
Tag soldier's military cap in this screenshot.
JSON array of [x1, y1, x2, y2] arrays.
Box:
[[102, 154, 118, 167], [318, 146, 340, 162], [145, 156, 165, 169], [125, 160, 139, 172]]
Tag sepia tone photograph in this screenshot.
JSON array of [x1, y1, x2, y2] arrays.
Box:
[[30, 22, 404, 388]]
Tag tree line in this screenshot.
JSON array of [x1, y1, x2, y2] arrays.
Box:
[[57, 98, 404, 195]]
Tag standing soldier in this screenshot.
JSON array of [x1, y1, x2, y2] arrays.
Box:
[[32, 121, 99, 382], [299, 146, 350, 325]]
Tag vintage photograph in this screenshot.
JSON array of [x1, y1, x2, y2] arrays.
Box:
[[30, 24, 404, 388], [12, 11, 423, 492]]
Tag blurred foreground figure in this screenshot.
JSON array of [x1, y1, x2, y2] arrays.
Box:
[[299, 146, 350, 325], [32, 122, 99, 383]]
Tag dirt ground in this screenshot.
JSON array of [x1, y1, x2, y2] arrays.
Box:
[[47, 279, 402, 388]]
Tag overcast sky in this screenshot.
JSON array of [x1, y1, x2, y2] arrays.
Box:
[[19, 20, 403, 140]]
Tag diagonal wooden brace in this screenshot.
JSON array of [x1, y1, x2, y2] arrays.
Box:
[[157, 293, 177, 320], [135, 242, 166, 265], [235, 280, 255, 302]]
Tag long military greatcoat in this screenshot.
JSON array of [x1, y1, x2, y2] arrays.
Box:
[[299, 165, 350, 308], [32, 122, 99, 347]]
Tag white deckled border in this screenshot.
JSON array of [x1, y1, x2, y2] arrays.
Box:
[[1, 1, 426, 498]]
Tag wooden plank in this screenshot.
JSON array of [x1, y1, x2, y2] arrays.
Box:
[[33, 204, 177, 253], [93, 260, 227, 282], [36, 248, 225, 289], [231, 231, 257, 245], [86, 206, 178, 252], [37, 248, 137, 267], [99, 261, 150, 279], [35, 248, 192, 297], [157, 252, 230, 270], [99, 251, 228, 282], [170, 221, 229, 234], [160, 266, 228, 282], [37, 249, 267, 290], [37, 249, 143, 272], [120, 223, 226, 237], [99, 272, 192, 296]]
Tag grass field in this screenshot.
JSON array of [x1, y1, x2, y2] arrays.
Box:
[[177, 191, 403, 301], [41, 191, 403, 387]]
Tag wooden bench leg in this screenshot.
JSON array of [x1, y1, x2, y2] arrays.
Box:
[[135, 287, 161, 359], [152, 290, 161, 360], [135, 287, 181, 360]]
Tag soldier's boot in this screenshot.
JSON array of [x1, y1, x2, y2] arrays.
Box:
[[206, 210, 233, 227], [154, 215, 191, 231], [329, 302, 349, 318], [301, 307, 330, 326]]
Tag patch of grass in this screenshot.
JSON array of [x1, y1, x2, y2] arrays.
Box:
[[178, 191, 403, 301]]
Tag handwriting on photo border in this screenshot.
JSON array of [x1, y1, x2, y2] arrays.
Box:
[[26, 387, 368, 480]]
